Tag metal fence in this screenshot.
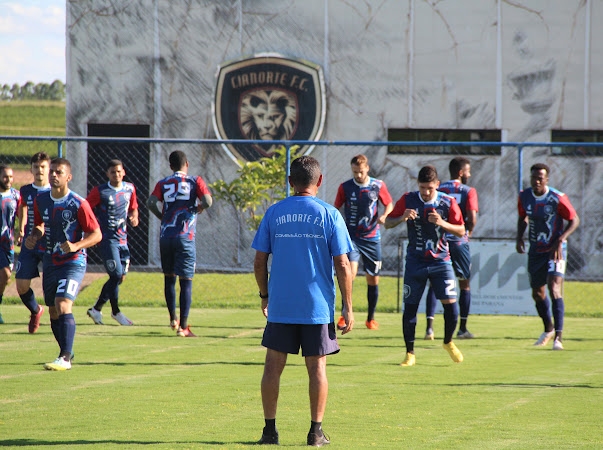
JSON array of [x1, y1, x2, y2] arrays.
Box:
[[1, 136, 601, 285]]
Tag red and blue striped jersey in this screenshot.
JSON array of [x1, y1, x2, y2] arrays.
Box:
[[438, 180, 478, 243], [334, 177, 392, 241], [518, 187, 576, 254], [389, 191, 464, 263], [151, 172, 211, 240], [87, 182, 138, 245], [33, 190, 99, 266], [0, 188, 21, 254]]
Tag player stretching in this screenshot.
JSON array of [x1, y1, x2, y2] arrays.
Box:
[[516, 163, 579, 350], [26, 158, 101, 370], [424, 157, 479, 340], [86, 159, 139, 326], [15, 152, 51, 333], [385, 165, 465, 366], [0, 165, 21, 325], [334, 154, 393, 330], [148, 150, 212, 337]]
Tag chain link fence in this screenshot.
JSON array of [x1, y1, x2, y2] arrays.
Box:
[[1, 137, 601, 312]]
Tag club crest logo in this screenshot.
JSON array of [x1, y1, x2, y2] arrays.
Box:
[[213, 53, 326, 163]]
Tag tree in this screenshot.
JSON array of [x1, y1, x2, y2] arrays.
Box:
[[209, 145, 301, 230]]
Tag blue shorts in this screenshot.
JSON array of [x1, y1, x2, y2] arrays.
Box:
[[15, 246, 44, 280], [99, 240, 130, 278], [348, 238, 382, 276], [42, 262, 86, 305], [0, 249, 14, 271], [404, 259, 457, 305], [261, 322, 340, 357], [448, 241, 471, 280], [528, 247, 567, 289], [160, 237, 196, 279]]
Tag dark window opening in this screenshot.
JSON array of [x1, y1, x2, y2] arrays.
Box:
[[87, 124, 150, 266], [551, 130, 603, 156], [387, 129, 501, 155]]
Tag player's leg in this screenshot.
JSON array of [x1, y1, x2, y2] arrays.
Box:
[[88, 241, 119, 324], [401, 262, 427, 366], [359, 239, 381, 329], [430, 264, 463, 363], [15, 250, 44, 332], [160, 238, 178, 329], [547, 247, 567, 350], [109, 245, 132, 325], [257, 322, 297, 445], [451, 242, 473, 338], [44, 266, 85, 371], [424, 284, 437, 339], [529, 253, 555, 346], [301, 323, 337, 446], [174, 239, 196, 336], [0, 260, 11, 324]]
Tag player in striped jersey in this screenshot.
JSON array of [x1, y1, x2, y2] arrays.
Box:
[[15, 152, 51, 332], [424, 157, 479, 340], [517, 163, 579, 350]]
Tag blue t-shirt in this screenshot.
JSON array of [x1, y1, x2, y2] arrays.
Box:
[[87, 181, 138, 245], [251, 195, 353, 325], [0, 188, 20, 255]]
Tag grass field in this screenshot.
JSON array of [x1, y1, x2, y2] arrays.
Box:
[[1, 306, 602, 449], [4, 272, 601, 318]]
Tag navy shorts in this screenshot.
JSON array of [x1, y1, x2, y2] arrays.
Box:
[[404, 259, 457, 305], [15, 246, 44, 280], [42, 262, 86, 306], [261, 322, 340, 357], [448, 241, 471, 280], [0, 249, 14, 271], [348, 238, 382, 276], [160, 237, 196, 278], [528, 246, 567, 289], [99, 240, 130, 278]]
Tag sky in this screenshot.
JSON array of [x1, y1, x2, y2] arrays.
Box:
[[0, 0, 66, 85]]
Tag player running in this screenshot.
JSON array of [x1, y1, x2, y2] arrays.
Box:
[[25, 158, 101, 370], [15, 152, 51, 333], [0, 165, 21, 325], [385, 165, 465, 366], [424, 157, 479, 340], [334, 154, 393, 330], [516, 163, 579, 350], [148, 150, 212, 337], [86, 159, 139, 326]]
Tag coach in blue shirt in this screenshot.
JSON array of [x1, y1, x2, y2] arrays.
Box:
[[252, 155, 354, 447]]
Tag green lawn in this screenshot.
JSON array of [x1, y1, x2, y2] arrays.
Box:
[[1, 306, 601, 449]]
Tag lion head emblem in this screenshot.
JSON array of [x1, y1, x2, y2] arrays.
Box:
[[239, 89, 298, 155]]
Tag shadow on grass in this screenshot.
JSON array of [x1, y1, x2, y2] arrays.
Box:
[[0, 438, 255, 446]]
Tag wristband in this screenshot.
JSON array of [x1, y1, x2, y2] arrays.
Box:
[[259, 292, 269, 299]]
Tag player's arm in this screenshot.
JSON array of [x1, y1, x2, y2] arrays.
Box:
[[378, 201, 394, 225], [466, 188, 478, 237], [516, 197, 528, 254], [17, 201, 27, 246], [197, 193, 213, 214], [377, 182, 394, 224], [334, 253, 354, 334], [147, 194, 163, 220], [384, 195, 410, 229], [61, 228, 102, 253], [24, 199, 44, 250], [253, 250, 270, 318], [429, 199, 465, 237], [465, 209, 477, 237], [552, 213, 580, 261], [128, 208, 139, 227]]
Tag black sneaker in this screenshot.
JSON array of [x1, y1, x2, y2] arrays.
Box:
[[307, 430, 330, 447], [257, 431, 279, 445]]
